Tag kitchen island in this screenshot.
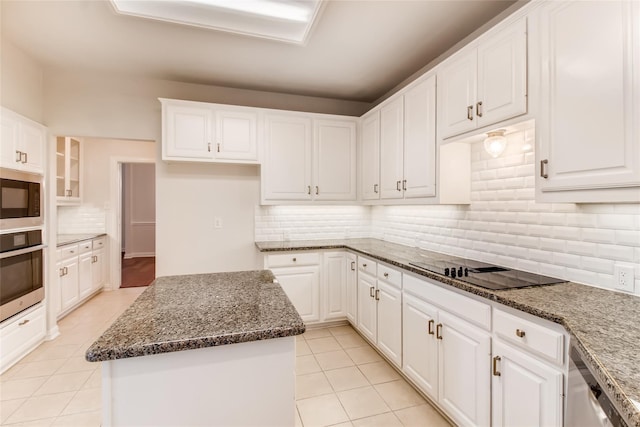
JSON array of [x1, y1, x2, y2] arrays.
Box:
[[86, 270, 305, 427]]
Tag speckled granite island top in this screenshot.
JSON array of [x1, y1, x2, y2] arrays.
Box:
[[85, 270, 305, 362], [256, 238, 640, 427]]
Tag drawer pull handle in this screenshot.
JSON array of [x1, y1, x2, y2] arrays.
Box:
[[383, 272, 389, 278], [396, 180, 401, 191], [493, 356, 501, 376], [16, 150, 22, 162], [436, 323, 443, 340], [18, 319, 30, 326], [467, 105, 474, 121], [476, 101, 483, 117], [375, 289, 380, 301], [369, 286, 375, 298], [350, 261, 355, 271], [402, 180, 407, 191], [315, 186, 319, 195], [428, 319, 434, 335], [516, 329, 526, 338], [540, 159, 549, 179], [374, 184, 379, 194]]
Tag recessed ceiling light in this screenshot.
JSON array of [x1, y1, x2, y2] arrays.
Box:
[[109, 0, 324, 44]]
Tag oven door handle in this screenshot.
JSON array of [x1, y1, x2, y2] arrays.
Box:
[[0, 244, 47, 259]]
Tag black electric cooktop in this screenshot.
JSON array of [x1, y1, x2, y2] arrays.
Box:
[[408, 254, 567, 291]]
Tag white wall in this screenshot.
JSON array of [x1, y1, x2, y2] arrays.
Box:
[[0, 38, 44, 122], [255, 128, 640, 296], [123, 163, 156, 258]]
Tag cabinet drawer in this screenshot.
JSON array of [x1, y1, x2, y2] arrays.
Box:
[[0, 305, 46, 373], [378, 264, 402, 289], [58, 244, 79, 260], [266, 252, 319, 268], [494, 309, 564, 366], [78, 240, 92, 254], [92, 237, 106, 250], [404, 273, 491, 330], [358, 256, 377, 276]]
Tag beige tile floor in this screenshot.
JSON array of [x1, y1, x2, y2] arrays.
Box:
[[1, 287, 451, 426], [295, 326, 451, 427]]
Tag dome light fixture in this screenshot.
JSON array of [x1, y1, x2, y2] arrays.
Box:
[[483, 129, 508, 158]]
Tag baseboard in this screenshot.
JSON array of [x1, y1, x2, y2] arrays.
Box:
[[46, 325, 60, 341], [123, 252, 155, 259]]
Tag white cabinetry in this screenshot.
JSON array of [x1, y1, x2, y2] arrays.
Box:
[[262, 114, 357, 203], [356, 256, 403, 367], [438, 17, 527, 139], [0, 107, 45, 175], [57, 237, 107, 318], [491, 308, 564, 427], [56, 137, 81, 205], [265, 252, 321, 323], [160, 99, 258, 164], [0, 304, 46, 373], [322, 252, 347, 321], [366, 74, 439, 202], [360, 110, 380, 200], [345, 252, 357, 325], [402, 274, 491, 427], [533, 1, 640, 202]]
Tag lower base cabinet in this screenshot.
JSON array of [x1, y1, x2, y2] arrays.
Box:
[[491, 341, 563, 427], [269, 265, 321, 323], [0, 304, 46, 373]]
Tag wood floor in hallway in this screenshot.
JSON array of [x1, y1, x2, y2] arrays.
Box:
[[120, 257, 155, 288]]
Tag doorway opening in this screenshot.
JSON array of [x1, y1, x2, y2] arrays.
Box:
[[120, 162, 156, 288]]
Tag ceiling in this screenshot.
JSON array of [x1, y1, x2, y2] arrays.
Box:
[[1, 0, 519, 103]]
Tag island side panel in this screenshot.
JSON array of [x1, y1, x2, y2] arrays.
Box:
[[101, 336, 296, 427]]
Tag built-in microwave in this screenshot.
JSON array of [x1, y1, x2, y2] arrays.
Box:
[[0, 229, 45, 322], [0, 169, 43, 230]]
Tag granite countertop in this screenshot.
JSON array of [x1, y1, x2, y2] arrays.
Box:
[[85, 270, 305, 362], [256, 238, 640, 427], [57, 233, 107, 247]]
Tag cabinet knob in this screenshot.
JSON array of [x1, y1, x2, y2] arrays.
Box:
[[292, 257, 297, 262], [515, 329, 526, 338], [362, 263, 367, 268], [383, 272, 389, 278]]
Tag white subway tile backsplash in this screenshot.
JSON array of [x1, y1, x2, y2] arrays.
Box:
[[255, 128, 640, 296], [57, 205, 107, 234]]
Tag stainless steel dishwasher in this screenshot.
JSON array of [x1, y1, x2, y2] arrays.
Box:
[[565, 340, 628, 427]]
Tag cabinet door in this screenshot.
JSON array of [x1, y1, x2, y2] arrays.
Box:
[[476, 17, 527, 128], [403, 293, 439, 401], [19, 120, 45, 174], [375, 280, 401, 366], [345, 253, 357, 325], [92, 248, 105, 291], [0, 112, 20, 170], [537, 1, 640, 192], [438, 310, 491, 427], [323, 252, 347, 321], [492, 341, 563, 427], [356, 273, 377, 343], [271, 265, 320, 323], [379, 97, 404, 199], [263, 115, 312, 201], [314, 119, 357, 201], [214, 110, 258, 161], [403, 76, 437, 199], [78, 253, 93, 299], [438, 50, 477, 139], [59, 258, 79, 312], [164, 103, 214, 159], [361, 110, 381, 200]]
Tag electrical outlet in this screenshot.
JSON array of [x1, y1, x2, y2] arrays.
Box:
[[614, 264, 635, 293], [214, 217, 223, 229]]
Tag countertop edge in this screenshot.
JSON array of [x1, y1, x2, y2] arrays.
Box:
[[256, 239, 640, 427], [57, 233, 107, 247]]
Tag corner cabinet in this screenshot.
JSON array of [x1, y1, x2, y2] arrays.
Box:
[[56, 136, 81, 205], [438, 17, 527, 140], [0, 107, 46, 175], [532, 1, 640, 202], [160, 98, 259, 164], [262, 113, 357, 203]]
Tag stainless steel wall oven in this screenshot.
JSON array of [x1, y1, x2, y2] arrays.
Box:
[[0, 229, 45, 322]]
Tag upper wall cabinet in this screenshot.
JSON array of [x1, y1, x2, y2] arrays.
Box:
[[160, 98, 259, 164], [0, 107, 46, 175], [262, 113, 357, 204], [365, 74, 441, 203], [438, 17, 527, 140], [533, 1, 640, 203], [56, 136, 82, 205]]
